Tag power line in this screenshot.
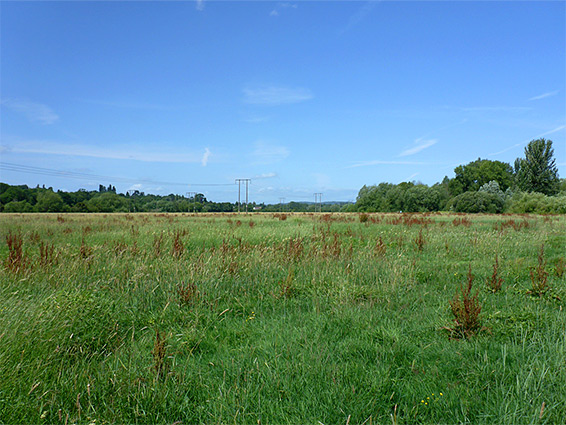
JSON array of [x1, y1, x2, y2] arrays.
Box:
[[0, 161, 234, 188], [186, 192, 197, 212], [314, 193, 323, 212], [235, 178, 251, 213]]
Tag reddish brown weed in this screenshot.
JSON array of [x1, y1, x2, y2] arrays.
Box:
[[279, 269, 296, 298], [172, 231, 185, 258], [80, 238, 93, 259], [152, 330, 168, 378], [554, 257, 565, 278], [452, 217, 471, 227], [486, 255, 503, 292], [178, 281, 199, 305], [39, 242, 58, 267], [446, 266, 483, 339], [527, 244, 549, 296], [414, 229, 425, 252], [375, 237, 386, 256], [5, 232, 29, 273], [287, 237, 304, 261]]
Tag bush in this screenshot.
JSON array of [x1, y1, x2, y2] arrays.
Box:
[[505, 192, 566, 214], [448, 191, 504, 213]]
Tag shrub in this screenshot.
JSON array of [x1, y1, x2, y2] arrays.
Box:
[[486, 255, 503, 292], [505, 192, 566, 214], [446, 266, 483, 338], [448, 191, 504, 213], [527, 245, 549, 297]]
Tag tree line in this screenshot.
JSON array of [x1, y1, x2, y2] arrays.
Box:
[[352, 139, 565, 214], [1, 138, 564, 214]]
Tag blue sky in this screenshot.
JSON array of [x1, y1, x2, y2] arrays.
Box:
[[1, 0, 564, 203]]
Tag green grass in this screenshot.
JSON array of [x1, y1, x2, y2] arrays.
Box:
[[0, 212, 565, 424]]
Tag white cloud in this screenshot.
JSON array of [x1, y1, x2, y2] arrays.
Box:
[[399, 138, 438, 157], [195, 0, 205, 11], [244, 115, 270, 123], [347, 159, 441, 169], [252, 141, 289, 164], [1, 98, 59, 124], [458, 106, 532, 113], [488, 125, 566, 156], [339, 1, 380, 34], [270, 3, 298, 17], [529, 90, 560, 101], [253, 172, 278, 179], [243, 85, 313, 105], [201, 148, 211, 166], [3, 138, 208, 164]]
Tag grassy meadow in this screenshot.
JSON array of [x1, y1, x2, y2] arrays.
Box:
[[0, 212, 565, 424]]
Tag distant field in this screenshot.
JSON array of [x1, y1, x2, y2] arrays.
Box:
[[1, 212, 565, 424]]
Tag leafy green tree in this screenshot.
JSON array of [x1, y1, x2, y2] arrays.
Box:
[[3, 200, 34, 212], [403, 185, 441, 212], [448, 191, 504, 213], [86, 193, 129, 212], [451, 159, 514, 195], [514, 138, 559, 195], [479, 180, 504, 203], [35, 190, 65, 212]]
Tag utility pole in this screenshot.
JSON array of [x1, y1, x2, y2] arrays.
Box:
[[127, 190, 136, 212], [235, 179, 251, 213], [186, 192, 196, 213], [279, 197, 285, 212], [314, 193, 322, 213]]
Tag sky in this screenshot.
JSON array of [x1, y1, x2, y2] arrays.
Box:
[[1, 0, 565, 204]]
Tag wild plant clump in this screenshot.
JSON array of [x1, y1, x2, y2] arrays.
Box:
[[178, 281, 199, 306], [527, 244, 549, 297], [486, 255, 503, 292], [5, 232, 29, 273], [446, 266, 484, 339]]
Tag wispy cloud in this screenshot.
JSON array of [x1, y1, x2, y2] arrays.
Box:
[[195, 0, 205, 11], [201, 148, 211, 166], [1, 99, 59, 124], [529, 90, 560, 101], [2, 138, 208, 164], [243, 85, 313, 106], [252, 141, 290, 164], [488, 125, 566, 156], [405, 172, 419, 182], [253, 172, 278, 180], [339, 1, 380, 35], [243, 115, 270, 123], [459, 106, 532, 113], [347, 159, 440, 169], [270, 2, 297, 17], [81, 99, 175, 110], [399, 138, 438, 157]]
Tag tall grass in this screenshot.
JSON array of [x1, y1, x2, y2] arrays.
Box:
[[0, 212, 565, 424]]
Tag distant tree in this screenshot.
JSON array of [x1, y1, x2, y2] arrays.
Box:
[[35, 190, 65, 212], [514, 138, 559, 195], [87, 193, 129, 212], [478, 180, 504, 203], [448, 191, 504, 214], [403, 185, 441, 212], [451, 159, 514, 195], [3, 200, 34, 212]]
